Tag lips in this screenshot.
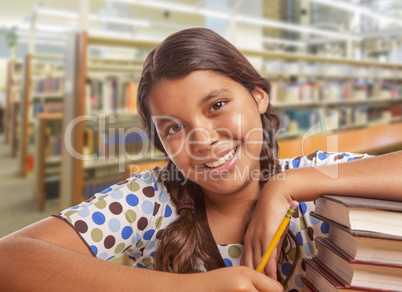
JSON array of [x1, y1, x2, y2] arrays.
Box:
[[196, 145, 240, 175], [196, 146, 239, 166]]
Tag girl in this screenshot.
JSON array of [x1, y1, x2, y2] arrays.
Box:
[[0, 27, 401, 292]]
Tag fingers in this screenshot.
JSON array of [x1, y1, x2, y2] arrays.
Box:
[[253, 241, 262, 270], [251, 269, 283, 292], [254, 237, 275, 275], [241, 239, 254, 268], [264, 254, 278, 280]]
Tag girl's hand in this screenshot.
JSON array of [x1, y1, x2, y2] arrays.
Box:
[[240, 178, 294, 279], [194, 266, 283, 292]]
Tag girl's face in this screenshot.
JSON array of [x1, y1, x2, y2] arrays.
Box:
[[148, 70, 269, 195]]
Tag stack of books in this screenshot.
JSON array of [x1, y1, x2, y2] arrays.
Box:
[[302, 195, 402, 292]]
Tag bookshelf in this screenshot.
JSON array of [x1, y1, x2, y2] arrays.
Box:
[[60, 32, 402, 208], [60, 32, 165, 208], [237, 50, 402, 140], [19, 54, 64, 178], [5, 60, 22, 148], [33, 113, 63, 211], [10, 100, 21, 158]]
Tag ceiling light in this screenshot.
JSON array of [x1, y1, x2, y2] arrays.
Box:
[[16, 30, 67, 41], [263, 37, 306, 47], [88, 15, 151, 27], [236, 15, 360, 41], [96, 0, 360, 40], [34, 7, 78, 19], [35, 2, 361, 41], [19, 37, 65, 47]]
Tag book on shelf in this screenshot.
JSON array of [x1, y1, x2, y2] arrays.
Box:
[[32, 77, 64, 94], [322, 80, 354, 103], [281, 81, 321, 104], [378, 82, 402, 100], [85, 77, 138, 115], [335, 106, 369, 129], [269, 81, 279, 105], [83, 163, 126, 198], [352, 80, 373, 101], [351, 106, 368, 126], [44, 178, 60, 201], [44, 122, 63, 158], [283, 109, 322, 131], [388, 104, 402, 121], [313, 195, 402, 237], [84, 129, 148, 159]]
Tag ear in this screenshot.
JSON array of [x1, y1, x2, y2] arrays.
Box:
[[252, 86, 270, 114]]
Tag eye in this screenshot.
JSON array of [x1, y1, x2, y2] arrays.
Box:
[[210, 101, 227, 112], [166, 124, 184, 135]]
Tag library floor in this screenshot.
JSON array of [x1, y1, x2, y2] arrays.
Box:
[[0, 133, 59, 238]]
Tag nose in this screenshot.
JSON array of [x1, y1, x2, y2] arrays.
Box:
[[187, 122, 219, 154]]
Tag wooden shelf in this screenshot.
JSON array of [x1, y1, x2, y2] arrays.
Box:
[[45, 156, 62, 164], [33, 113, 63, 211], [273, 101, 321, 109], [240, 48, 402, 69], [87, 64, 143, 72], [19, 54, 65, 178], [84, 154, 166, 169], [324, 98, 402, 106], [5, 61, 23, 146], [88, 34, 160, 48], [272, 98, 402, 109], [31, 93, 64, 100], [31, 54, 64, 61], [278, 122, 402, 159], [60, 31, 168, 208], [10, 100, 21, 157]]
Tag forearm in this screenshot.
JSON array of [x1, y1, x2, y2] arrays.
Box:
[[0, 236, 180, 291], [277, 150, 402, 203], [0, 236, 284, 292]]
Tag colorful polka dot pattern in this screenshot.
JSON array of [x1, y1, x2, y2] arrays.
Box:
[[55, 167, 178, 268], [54, 150, 372, 292]]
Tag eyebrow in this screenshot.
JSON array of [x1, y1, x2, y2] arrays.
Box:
[[199, 88, 230, 107], [153, 88, 230, 129]]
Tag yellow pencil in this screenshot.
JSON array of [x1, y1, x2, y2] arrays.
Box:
[[256, 201, 298, 273]]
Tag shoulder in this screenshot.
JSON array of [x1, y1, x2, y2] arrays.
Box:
[[84, 166, 172, 209], [54, 165, 178, 261], [278, 150, 374, 170]]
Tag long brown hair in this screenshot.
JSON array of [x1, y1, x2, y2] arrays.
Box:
[[137, 27, 293, 276]]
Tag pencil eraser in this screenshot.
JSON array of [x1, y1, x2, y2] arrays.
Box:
[[290, 201, 298, 209]]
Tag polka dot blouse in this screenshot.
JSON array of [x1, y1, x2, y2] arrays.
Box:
[[54, 150, 372, 291]]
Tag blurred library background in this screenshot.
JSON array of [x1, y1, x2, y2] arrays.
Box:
[[1, 0, 402, 238]]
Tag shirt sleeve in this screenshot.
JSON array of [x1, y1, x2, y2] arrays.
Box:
[[52, 168, 176, 263], [279, 150, 374, 171]]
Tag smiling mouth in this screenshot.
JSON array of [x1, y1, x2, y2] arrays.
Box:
[[202, 146, 239, 168]]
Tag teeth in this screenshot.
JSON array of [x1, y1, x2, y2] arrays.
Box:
[[205, 147, 237, 168]]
